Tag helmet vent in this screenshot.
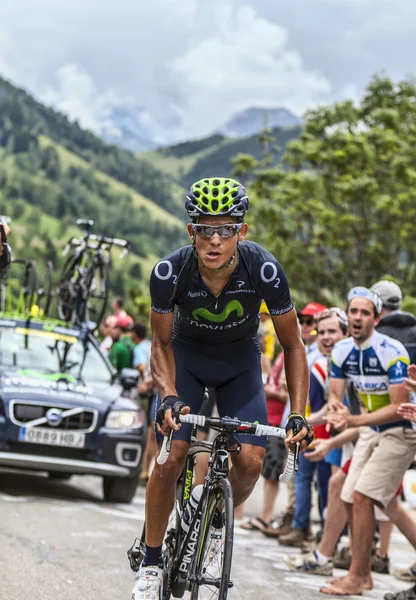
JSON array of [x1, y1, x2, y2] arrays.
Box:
[[222, 196, 229, 205], [211, 200, 219, 211], [202, 186, 209, 195], [202, 195, 209, 205], [194, 191, 200, 198], [222, 187, 229, 194], [231, 191, 238, 197], [212, 189, 219, 197], [213, 179, 220, 185]]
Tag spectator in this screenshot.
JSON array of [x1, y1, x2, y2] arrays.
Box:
[[271, 301, 326, 536], [108, 316, 135, 377], [321, 286, 416, 596], [279, 308, 348, 547], [298, 302, 327, 367], [99, 314, 117, 357], [130, 322, 151, 376], [111, 296, 134, 327], [371, 280, 416, 363], [260, 301, 276, 363], [241, 350, 288, 533]]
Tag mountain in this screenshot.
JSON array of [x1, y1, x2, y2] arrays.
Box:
[[219, 107, 301, 138], [141, 124, 301, 189], [101, 105, 301, 152], [103, 106, 156, 153]]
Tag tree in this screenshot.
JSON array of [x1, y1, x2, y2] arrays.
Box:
[[233, 74, 416, 299]]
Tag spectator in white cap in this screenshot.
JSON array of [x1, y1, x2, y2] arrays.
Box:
[[371, 280, 416, 364]]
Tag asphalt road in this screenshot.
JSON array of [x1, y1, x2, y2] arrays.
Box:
[[0, 469, 414, 600]]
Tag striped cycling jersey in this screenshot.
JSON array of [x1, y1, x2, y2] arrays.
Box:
[[330, 331, 410, 431]]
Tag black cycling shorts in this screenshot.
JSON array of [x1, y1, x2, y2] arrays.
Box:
[[154, 335, 268, 448]]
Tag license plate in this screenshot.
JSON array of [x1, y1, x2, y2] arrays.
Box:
[[18, 427, 86, 448]]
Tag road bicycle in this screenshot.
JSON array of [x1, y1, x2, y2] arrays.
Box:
[[128, 410, 297, 599], [57, 219, 130, 327]]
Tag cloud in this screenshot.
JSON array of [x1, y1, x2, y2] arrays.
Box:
[[170, 4, 330, 138], [1, 0, 416, 145], [40, 64, 125, 138]]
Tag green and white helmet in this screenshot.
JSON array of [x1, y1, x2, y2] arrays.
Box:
[[185, 177, 249, 220]]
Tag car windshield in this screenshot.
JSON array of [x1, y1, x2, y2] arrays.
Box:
[[0, 325, 112, 384]]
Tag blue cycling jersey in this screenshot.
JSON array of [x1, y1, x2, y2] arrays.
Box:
[[150, 241, 293, 345]]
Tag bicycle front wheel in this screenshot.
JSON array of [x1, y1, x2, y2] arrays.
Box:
[[190, 478, 234, 600]]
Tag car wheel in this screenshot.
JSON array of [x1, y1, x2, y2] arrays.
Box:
[[48, 472, 72, 481], [102, 476, 138, 503]]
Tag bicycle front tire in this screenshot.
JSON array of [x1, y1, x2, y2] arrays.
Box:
[[190, 477, 234, 600]]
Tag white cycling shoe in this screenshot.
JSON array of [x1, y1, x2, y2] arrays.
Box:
[[131, 565, 163, 600]]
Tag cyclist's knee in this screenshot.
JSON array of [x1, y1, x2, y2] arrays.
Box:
[[233, 445, 264, 480], [154, 441, 188, 480]]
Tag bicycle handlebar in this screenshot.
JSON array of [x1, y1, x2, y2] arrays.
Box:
[[63, 235, 131, 258], [157, 413, 298, 482]]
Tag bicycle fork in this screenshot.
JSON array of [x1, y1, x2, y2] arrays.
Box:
[[170, 483, 210, 598]]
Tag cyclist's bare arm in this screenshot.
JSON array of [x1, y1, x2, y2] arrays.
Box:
[[272, 309, 308, 417], [150, 310, 189, 433], [272, 309, 310, 449]]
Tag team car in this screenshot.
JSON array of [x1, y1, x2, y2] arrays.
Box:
[[0, 316, 145, 503]]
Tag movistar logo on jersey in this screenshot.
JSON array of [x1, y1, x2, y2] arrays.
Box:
[[192, 300, 244, 323]]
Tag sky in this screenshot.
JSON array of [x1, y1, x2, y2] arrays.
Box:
[[0, 0, 415, 145]]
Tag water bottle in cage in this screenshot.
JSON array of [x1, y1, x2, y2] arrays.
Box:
[[181, 484, 203, 533]]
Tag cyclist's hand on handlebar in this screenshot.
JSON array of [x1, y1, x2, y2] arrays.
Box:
[[156, 396, 190, 436], [285, 412, 315, 452]]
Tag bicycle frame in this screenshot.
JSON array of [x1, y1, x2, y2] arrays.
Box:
[[170, 431, 237, 596]]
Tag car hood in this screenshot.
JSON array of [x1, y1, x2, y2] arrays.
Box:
[[0, 370, 121, 411]]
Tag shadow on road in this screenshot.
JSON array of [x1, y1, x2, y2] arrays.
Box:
[[0, 468, 103, 502]]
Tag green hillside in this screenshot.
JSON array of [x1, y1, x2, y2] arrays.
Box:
[[0, 75, 189, 312], [141, 126, 301, 189]]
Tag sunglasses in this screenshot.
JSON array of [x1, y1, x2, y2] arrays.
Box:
[[191, 223, 243, 239], [299, 317, 314, 326]]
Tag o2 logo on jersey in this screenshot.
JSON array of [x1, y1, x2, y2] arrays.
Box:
[[260, 262, 280, 288], [155, 260, 178, 284]]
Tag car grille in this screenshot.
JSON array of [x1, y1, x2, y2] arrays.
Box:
[[10, 402, 98, 433]]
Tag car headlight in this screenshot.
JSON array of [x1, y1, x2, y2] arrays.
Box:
[[105, 410, 143, 429]]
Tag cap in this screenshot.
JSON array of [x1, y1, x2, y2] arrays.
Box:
[[347, 286, 382, 315], [115, 315, 133, 330], [298, 302, 327, 317], [370, 280, 402, 310]]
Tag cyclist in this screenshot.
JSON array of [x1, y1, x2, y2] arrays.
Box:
[[132, 177, 313, 599], [321, 286, 416, 596]]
